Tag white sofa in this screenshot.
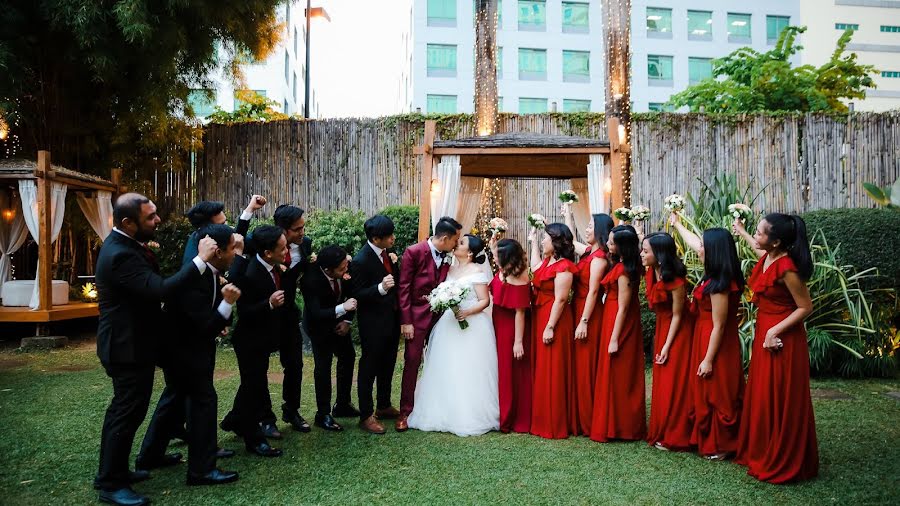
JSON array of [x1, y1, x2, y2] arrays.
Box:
[[1, 280, 70, 307]]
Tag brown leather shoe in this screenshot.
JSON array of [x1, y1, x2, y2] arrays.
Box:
[[395, 416, 409, 432], [359, 416, 386, 435], [375, 406, 401, 419]]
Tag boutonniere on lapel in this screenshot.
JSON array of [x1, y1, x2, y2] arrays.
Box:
[[146, 241, 161, 250], [441, 254, 452, 266], [342, 272, 352, 281], [308, 253, 317, 264], [278, 263, 288, 273], [218, 275, 228, 286], [389, 252, 399, 264]]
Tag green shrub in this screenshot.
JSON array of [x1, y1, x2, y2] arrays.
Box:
[[152, 216, 194, 277], [801, 208, 900, 290], [379, 205, 420, 255], [305, 209, 367, 255], [639, 282, 657, 363]]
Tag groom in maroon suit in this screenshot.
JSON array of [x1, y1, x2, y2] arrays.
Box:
[[395, 216, 462, 431]]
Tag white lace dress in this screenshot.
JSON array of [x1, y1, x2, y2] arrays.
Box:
[[407, 270, 500, 437]]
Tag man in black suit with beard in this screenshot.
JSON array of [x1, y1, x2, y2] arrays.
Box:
[[93, 193, 216, 506], [350, 215, 401, 435], [300, 245, 359, 431], [136, 224, 242, 487], [220, 225, 288, 457]]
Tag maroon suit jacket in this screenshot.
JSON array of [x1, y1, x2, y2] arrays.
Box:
[[398, 239, 450, 338]]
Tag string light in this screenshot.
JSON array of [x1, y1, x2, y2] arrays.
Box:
[[473, 0, 499, 136], [604, 0, 633, 205]]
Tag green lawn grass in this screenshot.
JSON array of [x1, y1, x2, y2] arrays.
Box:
[[0, 341, 898, 505]]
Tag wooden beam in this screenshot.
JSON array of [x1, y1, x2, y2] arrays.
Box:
[[413, 146, 610, 155], [110, 168, 123, 196], [459, 154, 590, 178], [417, 121, 436, 242], [37, 151, 53, 311]]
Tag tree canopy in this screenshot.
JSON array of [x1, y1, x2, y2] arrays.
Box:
[[0, 0, 284, 174], [668, 26, 877, 113]]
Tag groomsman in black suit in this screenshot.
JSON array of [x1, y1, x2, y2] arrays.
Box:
[[181, 194, 265, 265], [220, 225, 288, 457], [300, 245, 359, 431], [93, 193, 216, 506], [350, 215, 401, 435], [136, 224, 242, 487]]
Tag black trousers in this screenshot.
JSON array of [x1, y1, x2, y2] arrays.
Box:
[[261, 320, 304, 424], [96, 363, 156, 490], [309, 328, 356, 415], [224, 338, 270, 446], [357, 326, 400, 420], [138, 348, 218, 476]]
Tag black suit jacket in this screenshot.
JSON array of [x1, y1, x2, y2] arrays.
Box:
[[96, 231, 202, 366], [181, 216, 250, 266], [238, 234, 311, 318], [162, 267, 231, 372], [350, 244, 399, 339], [231, 255, 288, 350], [300, 267, 355, 336]]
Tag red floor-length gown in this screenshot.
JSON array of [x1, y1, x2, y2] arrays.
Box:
[[530, 257, 576, 439], [690, 280, 745, 456], [589, 262, 646, 442], [571, 247, 607, 435], [645, 270, 695, 451], [490, 274, 533, 434], [735, 255, 819, 483]]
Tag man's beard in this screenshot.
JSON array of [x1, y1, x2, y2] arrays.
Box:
[[134, 227, 156, 243]]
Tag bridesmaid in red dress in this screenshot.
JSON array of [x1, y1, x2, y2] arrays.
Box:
[[529, 222, 577, 439], [641, 232, 695, 451], [488, 237, 533, 434], [671, 215, 745, 460], [734, 213, 819, 483], [590, 225, 646, 443], [564, 209, 614, 435]]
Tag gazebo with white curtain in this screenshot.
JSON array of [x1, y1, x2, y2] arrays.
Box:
[[0, 151, 121, 333], [414, 119, 627, 241]]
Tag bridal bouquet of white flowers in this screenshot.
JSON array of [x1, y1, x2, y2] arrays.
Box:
[[664, 194, 685, 213], [428, 280, 472, 330], [631, 205, 650, 222], [613, 207, 632, 222], [728, 203, 753, 222], [558, 190, 579, 204], [527, 213, 546, 230], [489, 217, 508, 234]]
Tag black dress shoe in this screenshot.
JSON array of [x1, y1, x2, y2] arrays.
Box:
[[135, 453, 183, 471], [331, 404, 361, 418], [93, 470, 151, 490], [215, 447, 235, 459], [98, 487, 150, 506], [186, 468, 239, 486], [219, 416, 235, 433], [245, 441, 283, 457], [314, 413, 344, 431], [282, 412, 311, 433], [260, 422, 283, 439]]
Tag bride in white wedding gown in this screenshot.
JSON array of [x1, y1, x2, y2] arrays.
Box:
[[407, 234, 500, 437]]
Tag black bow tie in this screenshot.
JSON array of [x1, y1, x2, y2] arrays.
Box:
[[438, 251, 447, 259]]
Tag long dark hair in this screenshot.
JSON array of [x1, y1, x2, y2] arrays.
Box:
[[591, 213, 615, 252], [702, 228, 745, 295], [608, 224, 636, 263], [545, 223, 575, 262], [764, 213, 813, 281], [496, 238, 527, 278], [612, 229, 642, 283], [645, 232, 687, 283]]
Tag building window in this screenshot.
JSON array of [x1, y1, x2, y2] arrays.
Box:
[[881, 25, 900, 33], [646, 7, 672, 38], [284, 99, 289, 114], [688, 57, 713, 83], [562, 50, 590, 82], [233, 89, 266, 110], [519, 97, 548, 113], [284, 50, 289, 83], [518, 0, 546, 31], [428, 0, 457, 27], [518, 48, 547, 80], [648, 102, 675, 112], [563, 99, 590, 112], [562, 2, 589, 33], [293, 72, 298, 102], [427, 44, 458, 77], [498, 96, 504, 111], [498, 46, 503, 77], [836, 23, 860, 31], [286, 2, 290, 27], [237, 46, 263, 65], [882, 71, 900, 78], [188, 89, 217, 117], [688, 10, 713, 40], [427, 94, 457, 113], [648, 55, 673, 85], [767, 15, 790, 44], [294, 28, 298, 55], [727, 13, 752, 43]]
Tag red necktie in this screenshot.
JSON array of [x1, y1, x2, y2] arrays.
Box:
[[272, 269, 281, 290], [284, 249, 292, 266], [381, 250, 393, 274], [330, 278, 340, 298]]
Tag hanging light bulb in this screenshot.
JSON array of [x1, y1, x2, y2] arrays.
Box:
[[604, 177, 613, 194], [431, 178, 441, 195]]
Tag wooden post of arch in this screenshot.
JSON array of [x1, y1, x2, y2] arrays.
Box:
[[603, 0, 631, 210], [36, 151, 53, 313], [417, 121, 436, 242]]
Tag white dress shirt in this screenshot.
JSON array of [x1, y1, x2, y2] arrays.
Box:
[[428, 238, 445, 269], [322, 268, 352, 322], [257, 254, 280, 309], [368, 241, 390, 296], [207, 263, 233, 319]]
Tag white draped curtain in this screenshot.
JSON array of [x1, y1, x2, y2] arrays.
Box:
[[76, 191, 114, 240], [458, 177, 486, 233], [0, 190, 29, 292], [586, 154, 609, 215], [430, 155, 462, 231], [18, 180, 68, 309], [569, 178, 591, 240]]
